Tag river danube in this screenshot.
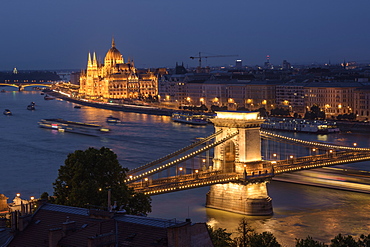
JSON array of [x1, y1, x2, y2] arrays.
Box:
[[1, 89, 370, 246]]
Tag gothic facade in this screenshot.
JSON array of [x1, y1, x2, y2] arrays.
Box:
[[79, 39, 158, 101]]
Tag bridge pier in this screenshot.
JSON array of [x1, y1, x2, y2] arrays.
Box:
[[206, 182, 273, 215], [208, 111, 273, 215]]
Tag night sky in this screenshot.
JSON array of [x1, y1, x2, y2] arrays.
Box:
[[1, 0, 369, 70]]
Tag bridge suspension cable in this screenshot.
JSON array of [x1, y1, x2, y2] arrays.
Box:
[[125, 131, 239, 183], [127, 129, 223, 175], [261, 131, 370, 151]]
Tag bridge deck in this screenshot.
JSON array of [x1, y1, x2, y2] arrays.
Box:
[[127, 130, 370, 195], [129, 170, 273, 195]]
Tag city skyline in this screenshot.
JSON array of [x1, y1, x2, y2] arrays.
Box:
[[1, 0, 370, 70]]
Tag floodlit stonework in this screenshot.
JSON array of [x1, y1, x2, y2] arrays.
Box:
[[207, 111, 273, 215], [79, 38, 158, 101]]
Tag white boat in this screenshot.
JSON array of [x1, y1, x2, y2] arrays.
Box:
[[106, 115, 121, 123], [261, 118, 340, 134], [38, 119, 110, 136], [171, 112, 208, 125]]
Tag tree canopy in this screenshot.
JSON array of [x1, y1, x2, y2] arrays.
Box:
[[53, 147, 151, 215], [207, 218, 370, 247], [208, 226, 235, 247]]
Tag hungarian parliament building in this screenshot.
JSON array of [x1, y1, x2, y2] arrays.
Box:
[[78, 39, 159, 101]]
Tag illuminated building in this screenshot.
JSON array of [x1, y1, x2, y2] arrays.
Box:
[[79, 38, 158, 101]]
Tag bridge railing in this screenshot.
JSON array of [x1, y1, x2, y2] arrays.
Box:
[[125, 131, 239, 183], [273, 150, 370, 174], [127, 129, 223, 175], [261, 130, 370, 151]]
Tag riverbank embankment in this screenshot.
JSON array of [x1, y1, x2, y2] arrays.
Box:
[[44, 90, 175, 116]]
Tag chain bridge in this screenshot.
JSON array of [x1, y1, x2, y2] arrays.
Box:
[[126, 111, 370, 215]]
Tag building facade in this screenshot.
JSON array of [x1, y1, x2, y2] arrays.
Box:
[[79, 39, 158, 101], [304, 82, 361, 117]]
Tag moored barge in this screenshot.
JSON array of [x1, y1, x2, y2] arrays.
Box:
[[38, 118, 110, 136]]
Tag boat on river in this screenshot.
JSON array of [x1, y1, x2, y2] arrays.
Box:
[[44, 95, 55, 100], [171, 112, 208, 125], [106, 115, 121, 123], [38, 118, 110, 136], [27, 104, 35, 110], [261, 118, 340, 134], [3, 109, 12, 116]]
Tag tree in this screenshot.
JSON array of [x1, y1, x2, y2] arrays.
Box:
[[330, 234, 358, 247], [207, 226, 235, 247], [270, 107, 290, 117], [305, 104, 326, 120], [53, 147, 151, 215], [233, 218, 282, 247], [258, 107, 268, 118], [248, 232, 281, 247], [296, 236, 328, 247], [357, 234, 370, 247], [234, 218, 254, 247], [40, 191, 55, 204]]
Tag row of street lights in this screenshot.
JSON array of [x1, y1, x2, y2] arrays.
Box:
[[271, 142, 358, 161]]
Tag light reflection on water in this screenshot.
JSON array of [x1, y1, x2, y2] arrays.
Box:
[[1, 89, 370, 246]]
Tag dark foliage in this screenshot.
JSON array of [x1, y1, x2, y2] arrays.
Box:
[[53, 147, 151, 215], [207, 226, 235, 247]]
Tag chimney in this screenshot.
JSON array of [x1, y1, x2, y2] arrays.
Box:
[[49, 228, 63, 247], [62, 219, 76, 235], [18, 214, 32, 231], [11, 211, 18, 231]]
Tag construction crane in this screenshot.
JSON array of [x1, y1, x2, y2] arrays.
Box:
[[190, 52, 238, 68]]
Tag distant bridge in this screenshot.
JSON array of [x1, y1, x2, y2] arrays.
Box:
[[0, 83, 51, 90]]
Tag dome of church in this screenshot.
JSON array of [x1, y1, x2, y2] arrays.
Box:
[[104, 38, 124, 65]]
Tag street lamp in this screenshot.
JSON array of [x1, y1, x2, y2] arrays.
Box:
[[179, 167, 183, 176]]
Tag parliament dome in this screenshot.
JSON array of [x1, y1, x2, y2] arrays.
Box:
[[104, 38, 124, 65]]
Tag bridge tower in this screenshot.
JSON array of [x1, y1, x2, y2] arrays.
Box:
[[206, 111, 273, 215]]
